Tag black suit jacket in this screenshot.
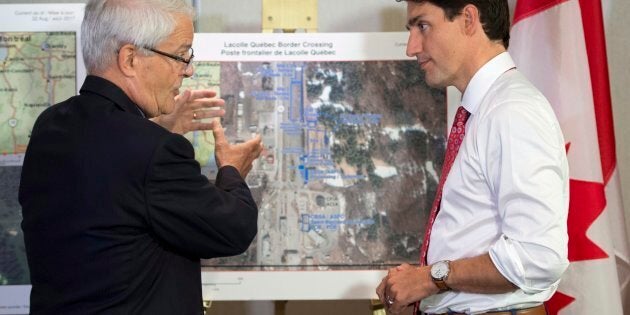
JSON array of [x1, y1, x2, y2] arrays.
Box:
[[19, 75, 258, 315]]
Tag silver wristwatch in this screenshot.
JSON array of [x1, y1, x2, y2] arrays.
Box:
[[430, 260, 451, 292]]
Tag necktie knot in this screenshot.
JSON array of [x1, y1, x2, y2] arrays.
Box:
[[454, 106, 471, 127], [448, 106, 470, 149]]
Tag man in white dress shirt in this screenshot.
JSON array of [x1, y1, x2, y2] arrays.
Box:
[[376, 1, 569, 314]]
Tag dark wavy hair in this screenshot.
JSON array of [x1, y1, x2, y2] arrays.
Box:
[[397, 0, 510, 49]]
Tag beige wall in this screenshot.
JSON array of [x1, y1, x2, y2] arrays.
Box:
[[1, 0, 628, 314], [605, 0, 630, 240]]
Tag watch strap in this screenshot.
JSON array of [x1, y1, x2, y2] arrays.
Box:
[[434, 278, 450, 292]]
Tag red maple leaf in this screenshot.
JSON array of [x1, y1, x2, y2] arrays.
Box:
[[566, 179, 608, 261]]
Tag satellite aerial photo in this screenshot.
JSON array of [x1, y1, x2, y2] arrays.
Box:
[[195, 60, 447, 270]]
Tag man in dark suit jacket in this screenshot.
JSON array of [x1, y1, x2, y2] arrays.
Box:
[[18, 0, 263, 314]]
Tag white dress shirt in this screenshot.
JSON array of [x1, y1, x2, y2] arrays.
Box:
[[421, 52, 570, 314]]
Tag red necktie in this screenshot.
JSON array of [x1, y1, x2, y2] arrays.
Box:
[[419, 106, 471, 265], [413, 106, 470, 314]]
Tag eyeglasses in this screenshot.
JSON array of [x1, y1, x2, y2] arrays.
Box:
[[144, 46, 194, 71]]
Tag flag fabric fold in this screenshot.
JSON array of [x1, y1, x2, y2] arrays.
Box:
[[509, 0, 630, 314]]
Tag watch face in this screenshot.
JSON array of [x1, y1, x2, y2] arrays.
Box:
[[432, 261, 449, 279]]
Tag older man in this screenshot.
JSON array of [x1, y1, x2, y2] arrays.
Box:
[[377, 1, 569, 315], [19, 0, 262, 314]]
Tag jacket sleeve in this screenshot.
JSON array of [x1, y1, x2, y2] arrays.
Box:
[[144, 133, 258, 259]]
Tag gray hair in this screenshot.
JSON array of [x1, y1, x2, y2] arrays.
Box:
[[81, 0, 195, 74]]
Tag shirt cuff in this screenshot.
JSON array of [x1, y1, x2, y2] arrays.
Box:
[[489, 235, 568, 294]]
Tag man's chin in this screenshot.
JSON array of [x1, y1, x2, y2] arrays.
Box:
[[424, 78, 443, 89], [423, 74, 447, 89]]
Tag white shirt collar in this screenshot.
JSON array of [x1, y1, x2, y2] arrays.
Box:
[[461, 52, 515, 115]]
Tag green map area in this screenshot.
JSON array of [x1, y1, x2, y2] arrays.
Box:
[[0, 31, 76, 285], [181, 61, 221, 169], [0, 32, 76, 164]]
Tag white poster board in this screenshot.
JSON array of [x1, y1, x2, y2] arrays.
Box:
[[189, 33, 451, 300]]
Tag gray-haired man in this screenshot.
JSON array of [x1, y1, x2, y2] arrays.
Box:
[[19, 1, 262, 314]]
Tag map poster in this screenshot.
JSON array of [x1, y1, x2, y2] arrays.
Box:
[[0, 4, 84, 314], [188, 33, 451, 300]]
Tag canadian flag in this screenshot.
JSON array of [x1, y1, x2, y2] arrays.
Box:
[[509, 0, 630, 314]]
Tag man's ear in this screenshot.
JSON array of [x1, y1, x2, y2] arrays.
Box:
[[461, 4, 480, 36], [117, 44, 139, 77]]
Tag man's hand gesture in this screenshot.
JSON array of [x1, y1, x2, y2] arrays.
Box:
[[153, 89, 225, 135], [212, 120, 263, 178]]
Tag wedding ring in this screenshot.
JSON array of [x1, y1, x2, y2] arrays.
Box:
[[193, 112, 197, 119], [386, 296, 394, 305]]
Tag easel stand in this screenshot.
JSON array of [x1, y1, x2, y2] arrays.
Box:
[[264, 0, 318, 314], [262, 0, 318, 33]]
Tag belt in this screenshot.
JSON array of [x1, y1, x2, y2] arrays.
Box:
[[422, 304, 547, 315]]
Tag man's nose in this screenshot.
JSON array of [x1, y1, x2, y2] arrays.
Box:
[[184, 63, 194, 78], [406, 31, 421, 58]]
